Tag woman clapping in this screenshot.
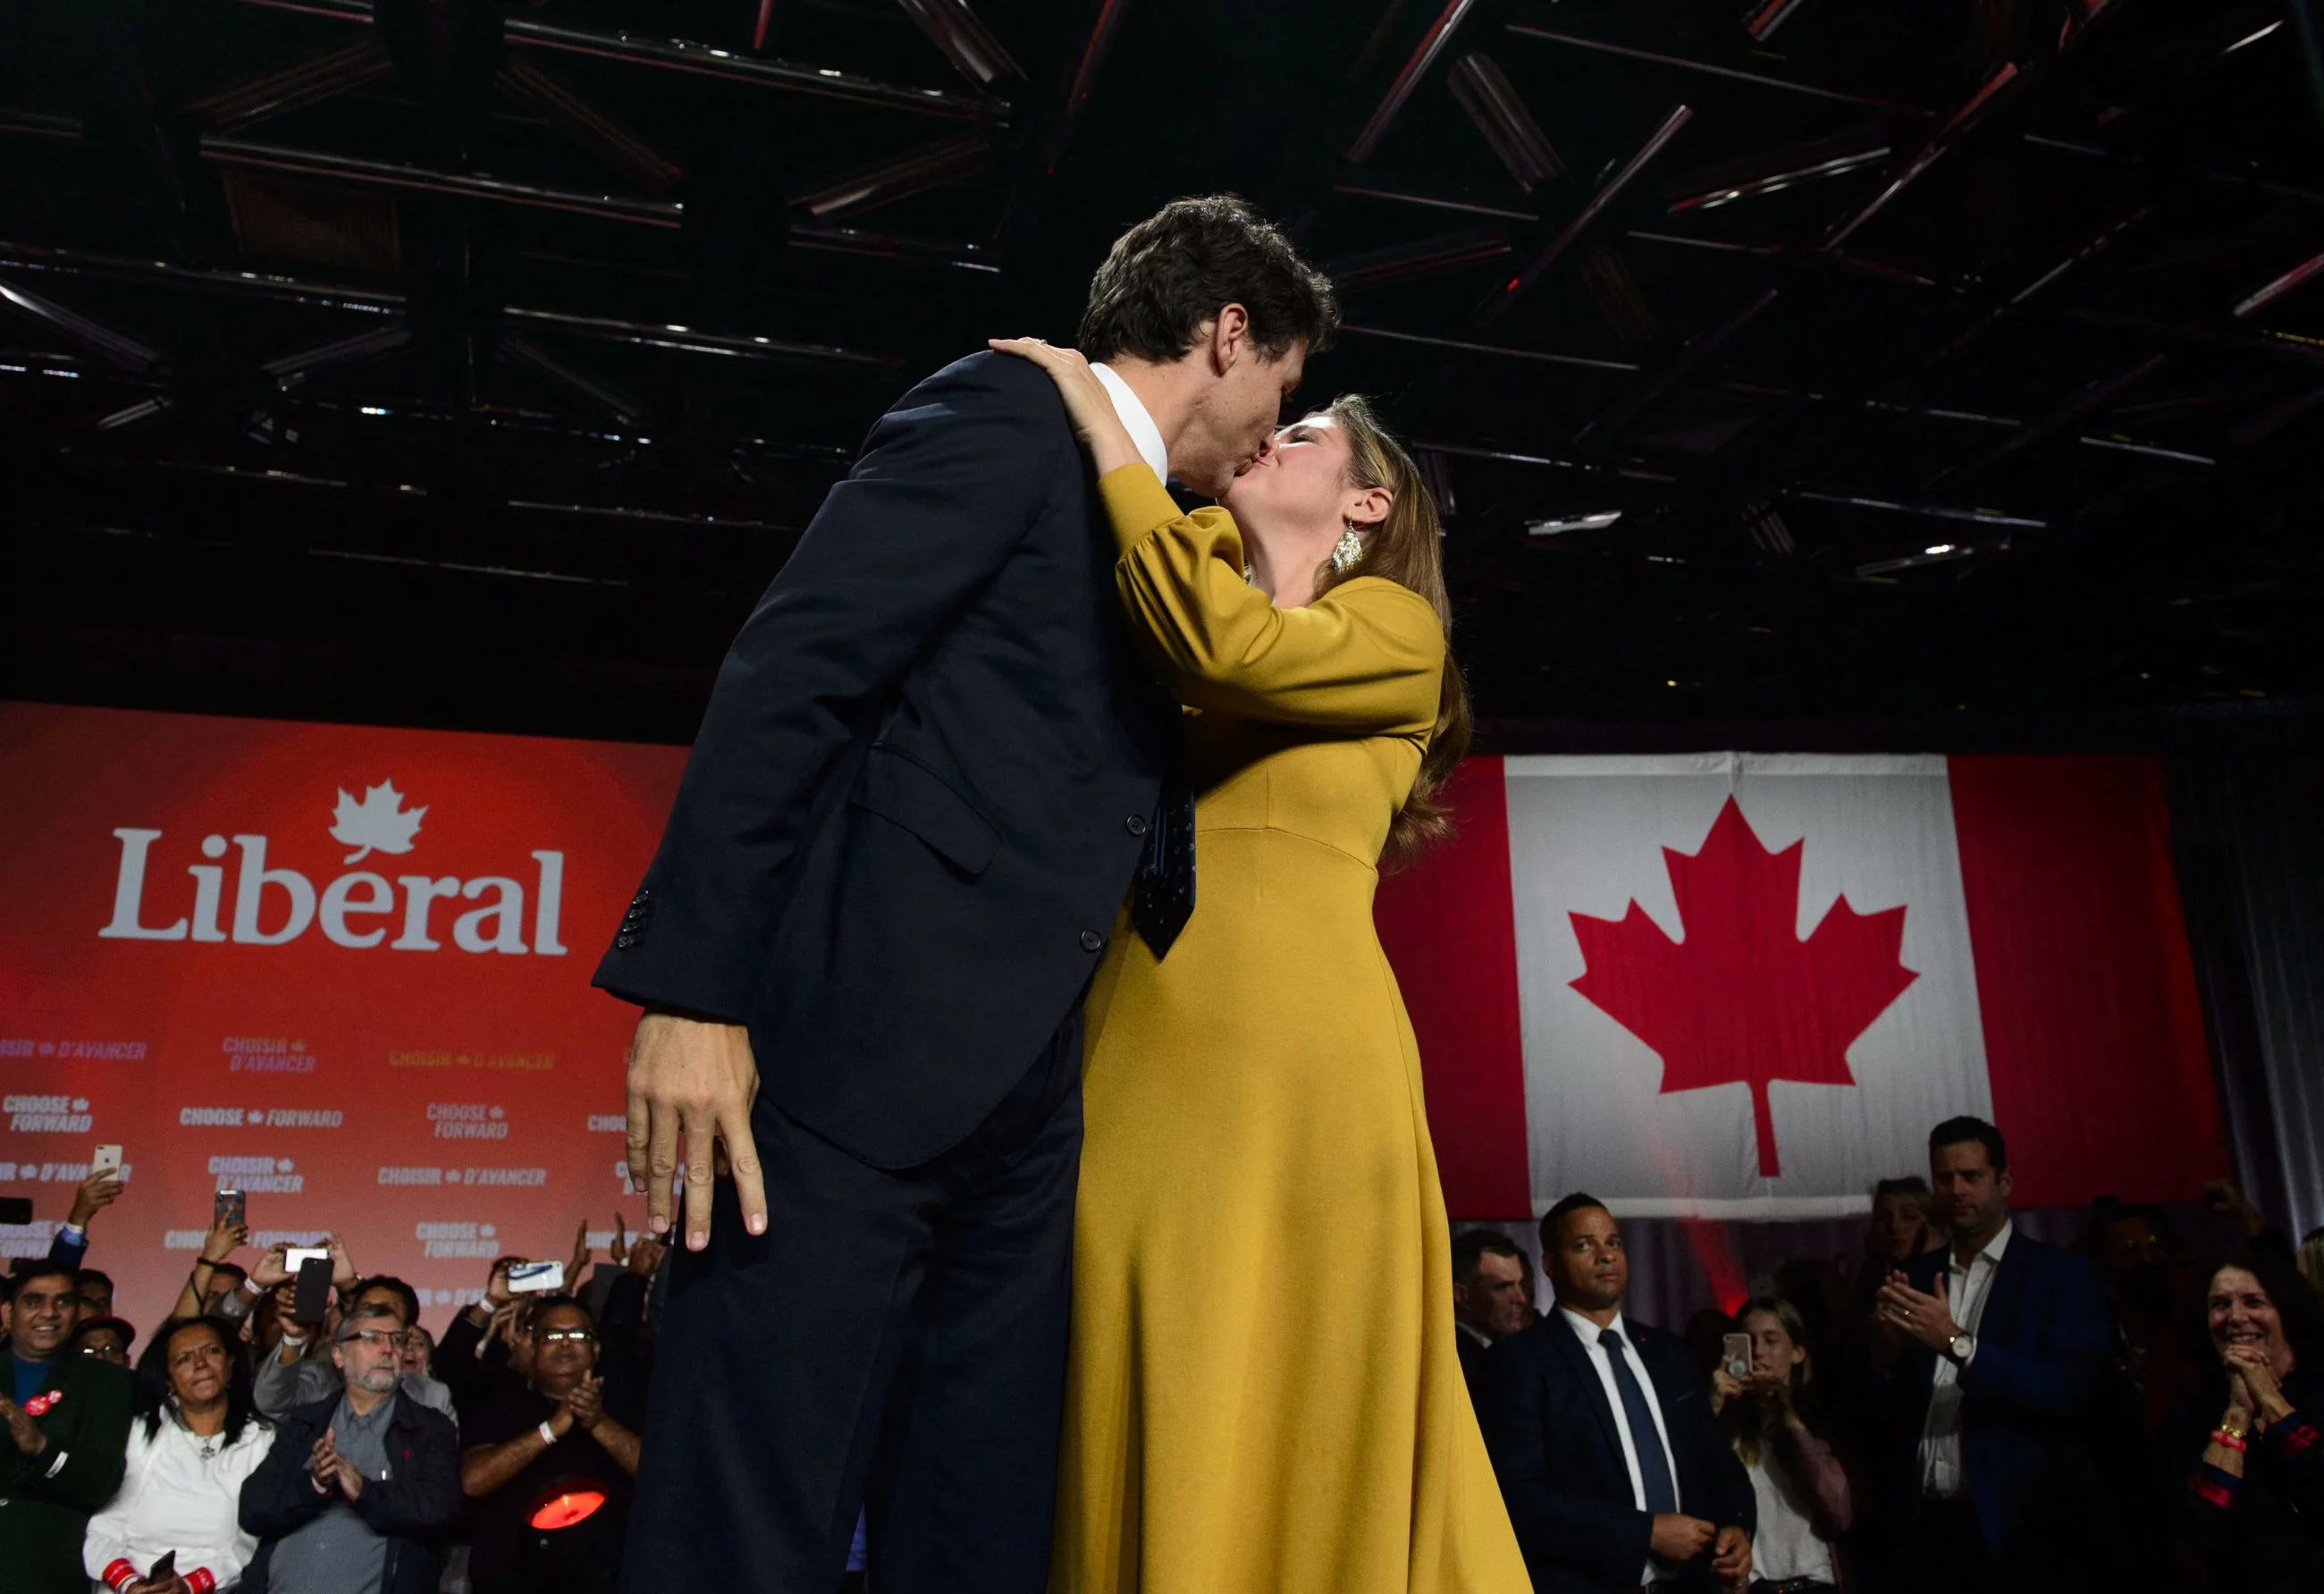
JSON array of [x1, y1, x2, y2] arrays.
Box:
[[84, 1317, 274, 1593], [2167, 1247, 2324, 1592]]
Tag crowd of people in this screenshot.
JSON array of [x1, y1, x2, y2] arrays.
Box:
[[0, 1177, 666, 1594], [1451, 1117, 2324, 1592], [3, 1113, 2319, 1592]]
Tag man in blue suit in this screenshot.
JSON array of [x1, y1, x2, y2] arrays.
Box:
[[1481, 1193, 1755, 1593], [1861, 1117, 2125, 1591]]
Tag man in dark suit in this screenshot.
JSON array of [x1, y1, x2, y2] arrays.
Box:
[[596, 197, 1337, 1594], [1482, 1193, 1755, 1593], [1452, 1227, 1531, 1412], [1859, 1116, 2124, 1592]]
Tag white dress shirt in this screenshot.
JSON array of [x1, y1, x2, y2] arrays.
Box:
[[84, 1408, 276, 1591], [1561, 1307, 1683, 1582], [1919, 1218, 2013, 1498], [1089, 362, 1169, 478]]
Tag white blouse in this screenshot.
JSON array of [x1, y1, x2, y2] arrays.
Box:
[[83, 1409, 276, 1593]]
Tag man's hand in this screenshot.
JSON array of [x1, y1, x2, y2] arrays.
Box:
[[566, 1219, 592, 1286], [563, 1375, 605, 1434], [66, 1168, 123, 1228], [326, 1234, 358, 1288], [1648, 1514, 1716, 1563], [250, 1244, 291, 1290], [308, 1430, 339, 1489], [1875, 1270, 1963, 1355], [626, 1231, 665, 1279], [608, 1213, 629, 1268], [198, 1220, 248, 1265], [0, 1394, 44, 1456], [624, 1013, 765, 1252], [1711, 1524, 1752, 1590], [545, 1399, 577, 1440]]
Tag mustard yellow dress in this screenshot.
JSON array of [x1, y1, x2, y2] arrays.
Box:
[[1051, 464, 1529, 1594]]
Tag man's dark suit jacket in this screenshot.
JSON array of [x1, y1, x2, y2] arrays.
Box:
[[1481, 1311, 1756, 1594], [240, 1392, 463, 1594], [1856, 1229, 2116, 1570], [594, 350, 1173, 1168]]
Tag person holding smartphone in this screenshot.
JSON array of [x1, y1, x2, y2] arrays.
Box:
[[1709, 1298, 1851, 1594]]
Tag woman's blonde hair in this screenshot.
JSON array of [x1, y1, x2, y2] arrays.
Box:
[[1724, 1295, 1816, 1467], [1308, 394, 1470, 867]]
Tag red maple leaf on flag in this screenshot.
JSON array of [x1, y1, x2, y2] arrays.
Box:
[[1568, 797, 1919, 1178]]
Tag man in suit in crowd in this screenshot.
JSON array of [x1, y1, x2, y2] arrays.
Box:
[[1859, 1116, 2124, 1591], [1453, 1228, 1532, 1412], [0, 1261, 133, 1593], [598, 197, 1338, 1594], [1483, 1193, 1755, 1593]]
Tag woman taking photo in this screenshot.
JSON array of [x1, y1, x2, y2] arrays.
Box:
[[84, 1316, 274, 1594], [1710, 1296, 1850, 1594], [993, 335, 1528, 1592], [2166, 1247, 2324, 1591]]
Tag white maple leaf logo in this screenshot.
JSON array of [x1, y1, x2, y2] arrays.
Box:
[[330, 780, 426, 864]]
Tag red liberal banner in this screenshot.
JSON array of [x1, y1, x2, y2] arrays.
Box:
[[0, 702, 685, 1328], [1377, 753, 2226, 1219]]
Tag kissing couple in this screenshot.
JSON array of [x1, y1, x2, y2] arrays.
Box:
[[598, 195, 1528, 1594]]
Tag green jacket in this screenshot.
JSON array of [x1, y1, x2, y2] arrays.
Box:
[[2, 1350, 132, 1592]]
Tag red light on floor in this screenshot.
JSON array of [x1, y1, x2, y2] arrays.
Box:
[[529, 1490, 607, 1531]]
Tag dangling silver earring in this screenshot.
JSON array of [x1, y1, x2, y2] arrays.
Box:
[[1331, 522, 1364, 573]]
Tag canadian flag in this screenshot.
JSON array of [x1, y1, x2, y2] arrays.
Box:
[[1378, 753, 2227, 1219]]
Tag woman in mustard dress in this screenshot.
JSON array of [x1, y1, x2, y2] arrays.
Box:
[[995, 340, 1530, 1594]]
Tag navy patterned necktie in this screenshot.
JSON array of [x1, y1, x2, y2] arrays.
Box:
[[1130, 753, 1195, 958], [1599, 1328, 1680, 1516]]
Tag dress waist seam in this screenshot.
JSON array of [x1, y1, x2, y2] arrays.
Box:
[[1191, 822, 1381, 873]]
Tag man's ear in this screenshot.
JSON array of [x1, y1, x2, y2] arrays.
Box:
[[1207, 304, 1250, 373]]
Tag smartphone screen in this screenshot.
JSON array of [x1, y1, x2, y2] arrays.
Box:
[[1722, 1332, 1752, 1380], [90, 1143, 122, 1177], [507, 1260, 566, 1294], [284, 1245, 330, 1270], [291, 1256, 334, 1323], [215, 1188, 246, 1229]]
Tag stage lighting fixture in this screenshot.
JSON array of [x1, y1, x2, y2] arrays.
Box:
[[528, 1489, 608, 1531], [1526, 510, 1623, 536], [1447, 53, 1562, 191]]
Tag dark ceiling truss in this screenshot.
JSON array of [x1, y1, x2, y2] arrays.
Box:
[[1294, 0, 2324, 611]]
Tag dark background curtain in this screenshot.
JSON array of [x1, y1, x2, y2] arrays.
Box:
[[2169, 752, 2324, 1245]]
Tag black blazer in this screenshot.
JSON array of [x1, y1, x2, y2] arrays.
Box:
[[1853, 1230, 2114, 1564], [240, 1392, 463, 1594], [594, 350, 1173, 1168], [1481, 1311, 1756, 1594]]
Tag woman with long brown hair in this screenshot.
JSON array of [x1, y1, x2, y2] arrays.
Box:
[[992, 336, 1522, 1593]]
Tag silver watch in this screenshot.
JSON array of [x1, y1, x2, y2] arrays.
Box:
[[1947, 1332, 1975, 1365]]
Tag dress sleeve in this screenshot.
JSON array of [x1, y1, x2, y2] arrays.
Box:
[[1096, 463, 1443, 735]]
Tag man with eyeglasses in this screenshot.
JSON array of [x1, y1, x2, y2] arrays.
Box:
[[253, 1265, 457, 1428], [238, 1299, 462, 1594], [456, 1295, 641, 1594]]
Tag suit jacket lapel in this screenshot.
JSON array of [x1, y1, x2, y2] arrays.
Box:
[[1975, 1237, 2032, 1354], [1549, 1315, 1627, 1469]]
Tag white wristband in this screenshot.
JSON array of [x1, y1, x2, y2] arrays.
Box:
[[537, 1421, 558, 1446]]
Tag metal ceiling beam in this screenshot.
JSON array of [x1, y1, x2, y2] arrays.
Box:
[[0, 274, 164, 369], [1475, 105, 1691, 329], [997, 0, 1133, 256], [226, 0, 1010, 122], [501, 305, 904, 371], [791, 131, 990, 220], [1325, 227, 1511, 291], [1447, 52, 1562, 190], [1575, 286, 1780, 446], [1504, 23, 1924, 114], [1663, 125, 1890, 215], [1348, 0, 1480, 162], [260, 323, 412, 388], [1332, 184, 1537, 222], [498, 333, 645, 427], [496, 60, 684, 196], [895, 0, 1025, 88], [1927, 353, 2169, 490], [2233, 250, 2324, 318], [1825, 62, 2019, 249], [198, 137, 686, 226], [184, 41, 392, 132], [1342, 324, 1638, 371]]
